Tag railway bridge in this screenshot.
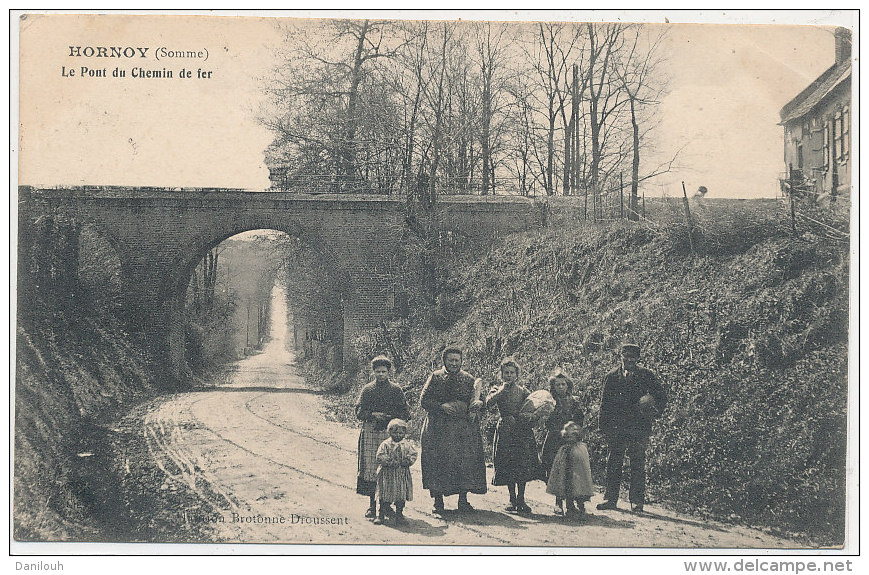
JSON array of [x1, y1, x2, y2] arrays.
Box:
[[18, 187, 550, 383]]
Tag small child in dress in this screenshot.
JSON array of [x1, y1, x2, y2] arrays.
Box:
[[546, 421, 594, 519], [540, 368, 584, 516], [374, 419, 418, 525]]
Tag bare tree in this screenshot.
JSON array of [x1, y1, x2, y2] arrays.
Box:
[[581, 23, 631, 215], [418, 22, 458, 209], [525, 24, 566, 195], [504, 74, 540, 195], [383, 21, 432, 209], [473, 22, 512, 194], [443, 41, 477, 193], [262, 17, 677, 207], [263, 19, 403, 191], [546, 25, 585, 196], [613, 26, 674, 220], [336, 20, 404, 187]]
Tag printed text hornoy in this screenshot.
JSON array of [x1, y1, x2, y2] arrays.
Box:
[[69, 46, 148, 58]]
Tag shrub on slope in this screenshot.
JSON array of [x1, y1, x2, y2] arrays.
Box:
[[14, 310, 157, 540], [351, 207, 848, 544]]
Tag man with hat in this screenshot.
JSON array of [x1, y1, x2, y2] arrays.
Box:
[[597, 342, 667, 513]]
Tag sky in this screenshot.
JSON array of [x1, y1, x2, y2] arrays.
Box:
[[655, 24, 838, 197], [15, 10, 854, 197]]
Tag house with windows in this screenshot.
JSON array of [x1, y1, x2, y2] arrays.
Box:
[[779, 27, 851, 202]]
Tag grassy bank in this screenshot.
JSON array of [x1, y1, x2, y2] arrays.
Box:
[[14, 305, 218, 542]]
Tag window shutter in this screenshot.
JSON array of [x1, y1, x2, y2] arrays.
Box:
[[823, 121, 830, 170], [841, 107, 849, 159]]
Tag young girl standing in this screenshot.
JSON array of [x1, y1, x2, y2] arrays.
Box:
[[485, 357, 544, 515], [540, 368, 586, 516], [355, 356, 411, 519], [546, 421, 594, 519], [373, 419, 417, 525]]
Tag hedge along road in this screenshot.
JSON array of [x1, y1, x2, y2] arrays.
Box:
[[140, 285, 800, 548]]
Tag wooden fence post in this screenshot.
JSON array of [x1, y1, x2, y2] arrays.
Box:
[[681, 181, 695, 254], [788, 163, 797, 237], [620, 173, 624, 219]]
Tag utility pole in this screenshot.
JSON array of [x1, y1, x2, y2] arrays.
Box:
[[681, 181, 696, 254]]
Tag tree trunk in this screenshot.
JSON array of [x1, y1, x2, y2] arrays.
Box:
[[571, 65, 580, 196], [586, 24, 603, 214], [343, 20, 370, 189], [546, 109, 555, 195], [629, 95, 640, 221], [481, 81, 491, 195], [404, 53, 424, 218], [562, 114, 573, 195], [589, 96, 601, 215]]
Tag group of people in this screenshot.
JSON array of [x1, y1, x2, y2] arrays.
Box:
[[355, 343, 667, 525]]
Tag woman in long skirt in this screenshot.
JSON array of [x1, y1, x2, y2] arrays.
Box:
[[419, 346, 487, 514], [486, 357, 544, 515], [355, 355, 410, 519]]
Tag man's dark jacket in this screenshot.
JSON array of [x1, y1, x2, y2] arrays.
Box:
[[599, 364, 667, 439]]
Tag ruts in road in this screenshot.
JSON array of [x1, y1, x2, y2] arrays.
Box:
[[140, 286, 799, 548]]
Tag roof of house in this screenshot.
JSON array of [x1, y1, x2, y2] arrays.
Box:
[[779, 60, 851, 124]]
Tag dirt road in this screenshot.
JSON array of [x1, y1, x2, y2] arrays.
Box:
[[139, 286, 801, 548]]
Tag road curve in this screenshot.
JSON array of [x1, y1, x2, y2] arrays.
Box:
[[140, 286, 801, 549]]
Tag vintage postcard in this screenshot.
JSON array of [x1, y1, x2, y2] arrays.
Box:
[[11, 9, 858, 562]]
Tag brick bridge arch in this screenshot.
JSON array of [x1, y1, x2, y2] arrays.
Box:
[[19, 187, 547, 385], [168, 222, 351, 382]]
